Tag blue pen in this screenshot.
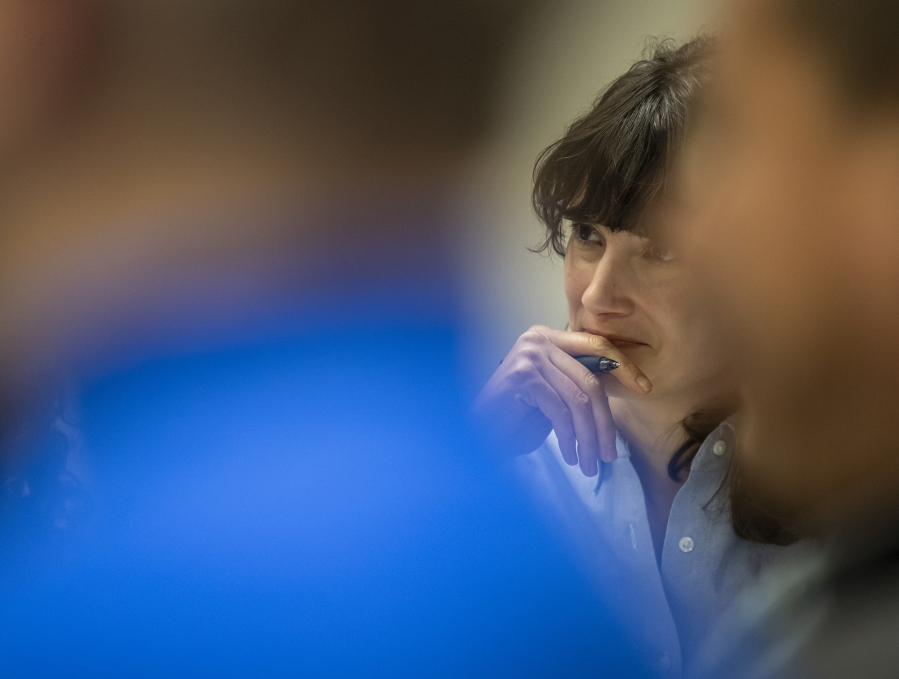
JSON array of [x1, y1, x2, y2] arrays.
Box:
[[575, 356, 619, 373]]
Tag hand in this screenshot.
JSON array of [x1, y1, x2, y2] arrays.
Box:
[[472, 325, 652, 476]]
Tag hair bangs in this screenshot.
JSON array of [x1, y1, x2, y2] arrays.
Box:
[[532, 36, 714, 257]]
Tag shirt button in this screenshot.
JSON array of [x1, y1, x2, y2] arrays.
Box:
[[659, 654, 672, 673], [679, 537, 694, 553], [713, 440, 727, 456]]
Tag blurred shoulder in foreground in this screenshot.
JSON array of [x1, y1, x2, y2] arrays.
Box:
[[681, 0, 899, 676]]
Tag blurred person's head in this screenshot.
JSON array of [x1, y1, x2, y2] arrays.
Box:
[[0, 0, 543, 245], [681, 0, 899, 533], [0, 0, 543, 372]]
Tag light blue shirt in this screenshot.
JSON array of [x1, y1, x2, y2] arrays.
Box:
[[512, 421, 805, 679]]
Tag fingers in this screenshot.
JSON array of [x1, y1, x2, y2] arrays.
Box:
[[532, 360, 602, 476], [518, 372, 580, 467], [547, 352, 618, 466], [490, 326, 628, 475], [528, 325, 652, 396]]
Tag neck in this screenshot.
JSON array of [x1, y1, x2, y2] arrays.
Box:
[[610, 395, 694, 480]]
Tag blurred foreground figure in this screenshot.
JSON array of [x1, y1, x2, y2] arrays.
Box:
[[0, 1, 646, 676], [680, 0, 899, 677]]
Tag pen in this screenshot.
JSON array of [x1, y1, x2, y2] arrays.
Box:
[[575, 356, 619, 373]]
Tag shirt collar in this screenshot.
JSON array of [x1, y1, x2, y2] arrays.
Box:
[[595, 419, 736, 500]]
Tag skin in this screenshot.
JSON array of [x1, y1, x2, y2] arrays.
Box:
[[678, 0, 899, 531], [475, 219, 736, 558]]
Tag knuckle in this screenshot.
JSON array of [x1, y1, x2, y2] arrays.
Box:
[[573, 390, 591, 409], [589, 334, 611, 351], [517, 345, 542, 363], [517, 331, 549, 355], [528, 324, 551, 336], [518, 330, 539, 345], [507, 362, 535, 387], [582, 372, 601, 390]]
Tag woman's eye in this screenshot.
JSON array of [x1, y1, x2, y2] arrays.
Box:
[[574, 223, 601, 243]]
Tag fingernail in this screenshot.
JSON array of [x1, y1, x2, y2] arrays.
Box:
[[637, 376, 652, 392]]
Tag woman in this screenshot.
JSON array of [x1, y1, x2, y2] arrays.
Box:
[[473, 37, 800, 678]]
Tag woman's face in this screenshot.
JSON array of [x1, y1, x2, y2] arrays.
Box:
[[564, 221, 734, 406]]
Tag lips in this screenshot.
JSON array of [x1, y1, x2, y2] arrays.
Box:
[[583, 331, 648, 349]]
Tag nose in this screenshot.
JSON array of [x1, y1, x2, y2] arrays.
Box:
[[581, 251, 635, 317]]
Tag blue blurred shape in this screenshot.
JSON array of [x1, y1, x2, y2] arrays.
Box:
[[0, 313, 647, 678]]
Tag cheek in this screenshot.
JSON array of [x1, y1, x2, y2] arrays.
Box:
[[563, 255, 591, 319]]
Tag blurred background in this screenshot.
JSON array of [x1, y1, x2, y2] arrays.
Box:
[[458, 0, 715, 393]]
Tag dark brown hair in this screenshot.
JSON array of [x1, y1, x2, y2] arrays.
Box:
[[533, 37, 715, 257], [532, 36, 796, 545]]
